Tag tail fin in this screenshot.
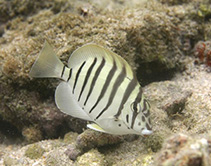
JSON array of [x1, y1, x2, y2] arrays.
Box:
[[29, 41, 64, 78]]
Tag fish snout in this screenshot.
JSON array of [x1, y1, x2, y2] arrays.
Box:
[[141, 129, 153, 136]]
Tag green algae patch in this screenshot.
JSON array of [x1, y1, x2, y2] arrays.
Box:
[[25, 144, 45, 159]]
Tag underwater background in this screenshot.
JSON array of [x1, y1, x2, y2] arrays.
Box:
[[0, 0, 211, 165]]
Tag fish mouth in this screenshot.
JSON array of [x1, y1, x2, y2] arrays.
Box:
[[141, 129, 153, 136]]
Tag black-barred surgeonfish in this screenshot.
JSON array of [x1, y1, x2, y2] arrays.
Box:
[[29, 41, 152, 136]]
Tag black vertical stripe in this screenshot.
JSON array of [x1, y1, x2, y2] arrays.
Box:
[[131, 87, 142, 124], [131, 87, 143, 129], [89, 60, 117, 114], [114, 76, 137, 118], [126, 114, 129, 123], [131, 113, 138, 129], [78, 58, 97, 102], [95, 66, 126, 119], [130, 102, 138, 129], [72, 61, 86, 94], [84, 58, 105, 106], [67, 68, 72, 82], [61, 65, 65, 77]]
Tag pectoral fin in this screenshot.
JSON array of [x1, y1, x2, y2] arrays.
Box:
[[55, 82, 92, 121]]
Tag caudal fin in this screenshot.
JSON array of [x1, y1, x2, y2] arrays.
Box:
[[29, 41, 64, 78]]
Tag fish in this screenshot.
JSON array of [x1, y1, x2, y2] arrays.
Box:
[[29, 41, 152, 136]]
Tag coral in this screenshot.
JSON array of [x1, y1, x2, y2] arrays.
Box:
[[161, 91, 192, 116], [25, 144, 45, 159], [22, 126, 43, 143], [194, 41, 211, 67], [158, 0, 191, 5], [65, 144, 83, 161], [122, 3, 203, 85], [76, 149, 107, 166], [63, 132, 78, 144], [143, 81, 192, 116], [0, 132, 4, 144], [76, 130, 124, 151], [204, 22, 211, 40], [2, 56, 23, 80], [141, 133, 164, 152], [0, 63, 211, 164], [0, 0, 211, 165], [65, 129, 124, 160], [198, 3, 211, 20], [0, 76, 87, 139], [45, 148, 73, 166], [0, 0, 73, 23], [0, 0, 206, 141], [3, 156, 19, 166], [0, 117, 23, 144], [155, 134, 211, 166]]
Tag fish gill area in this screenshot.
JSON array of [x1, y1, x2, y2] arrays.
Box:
[[0, 0, 211, 165]]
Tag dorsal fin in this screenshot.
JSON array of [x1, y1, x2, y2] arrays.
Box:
[[68, 44, 134, 80]]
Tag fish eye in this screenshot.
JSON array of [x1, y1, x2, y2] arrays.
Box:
[[130, 102, 141, 113]]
